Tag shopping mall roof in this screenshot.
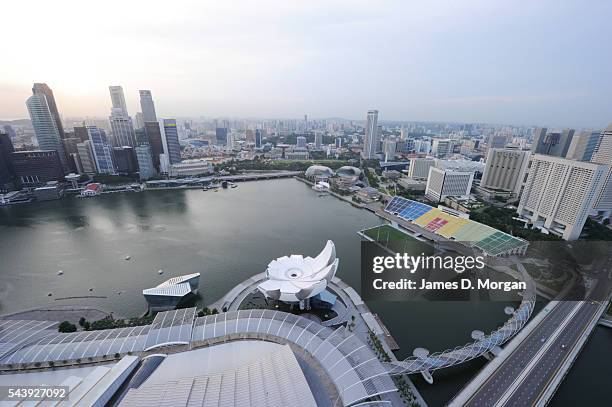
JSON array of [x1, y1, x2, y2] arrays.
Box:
[[120, 344, 317, 407]]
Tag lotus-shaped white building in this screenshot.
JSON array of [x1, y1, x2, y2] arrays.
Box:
[[258, 240, 339, 305]]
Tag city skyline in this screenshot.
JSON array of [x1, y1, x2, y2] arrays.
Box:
[[2, 0, 612, 128]]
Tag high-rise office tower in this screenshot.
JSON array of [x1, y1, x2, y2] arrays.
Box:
[[76, 141, 96, 174], [108, 85, 135, 147], [425, 167, 474, 202], [0, 132, 15, 191], [362, 110, 379, 159], [414, 139, 431, 154], [32, 83, 65, 139], [517, 154, 607, 240], [73, 126, 89, 142], [113, 146, 138, 174], [87, 126, 115, 174], [566, 130, 601, 162], [216, 128, 228, 145], [109, 110, 136, 147], [531, 128, 575, 157], [383, 138, 397, 162], [314, 132, 322, 149], [487, 134, 510, 149], [480, 148, 531, 196], [26, 93, 69, 173], [135, 145, 156, 180], [62, 136, 81, 173], [109, 86, 129, 116], [432, 139, 454, 158], [296, 136, 307, 149], [145, 122, 164, 170], [139, 90, 157, 122], [255, 129, 262, 148], [134, 128, 148, 146], [590, 124, 612, 219], [134, 112, 145, 130], [531, 127, 547, 148], [160, 119, 181, 165], [226, 132, 236, 150]]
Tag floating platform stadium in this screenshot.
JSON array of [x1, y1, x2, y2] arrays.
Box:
[[384, 196, 529, 257], [142, 273, 200, 312]]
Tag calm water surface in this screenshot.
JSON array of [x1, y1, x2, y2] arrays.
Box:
[[1, 179, 605, 405]]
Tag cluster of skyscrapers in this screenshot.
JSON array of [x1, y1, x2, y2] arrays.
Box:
[[0, 83, 187, 192], [392, 119, 612, 240]]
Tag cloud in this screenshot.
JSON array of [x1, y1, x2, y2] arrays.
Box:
[[1, 0, 611, 127]]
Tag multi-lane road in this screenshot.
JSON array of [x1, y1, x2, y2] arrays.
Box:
[[462, 266, 611, 407], [464, 299, 606, 406]]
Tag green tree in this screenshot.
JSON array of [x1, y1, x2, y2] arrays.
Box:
[[58, 321, 77, 333]]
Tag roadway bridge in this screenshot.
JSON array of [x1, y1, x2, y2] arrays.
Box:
[[450, 267, 611, 407], [216, 171, 302, 182], [145, 171, 302, 189]]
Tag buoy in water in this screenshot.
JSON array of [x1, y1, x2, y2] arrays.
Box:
[[158, 269, 164, 275], [89, 288, 94, 292], [47, 292, 52, 297]]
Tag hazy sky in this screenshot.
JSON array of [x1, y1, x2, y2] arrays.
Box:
[[2, 0, 611, 127]]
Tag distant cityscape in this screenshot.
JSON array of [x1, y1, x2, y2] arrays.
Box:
[[0, 82, 611, 241], [0, 82, 611, 407]]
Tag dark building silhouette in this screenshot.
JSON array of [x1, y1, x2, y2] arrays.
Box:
[[0, 132, 16, 191], [113, 146, 138, 174], [11, 150, 64, 188], [62, 137, 81, 173], [145, 122, 163, 171], [73, 126, 89, 142], [216, 127, 228, 145], [531, 128, 575, 157]]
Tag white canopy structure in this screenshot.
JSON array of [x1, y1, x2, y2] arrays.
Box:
[[257, 240, 338, 304], [143, 273, 200, 312]]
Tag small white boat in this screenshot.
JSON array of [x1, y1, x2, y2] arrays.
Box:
[[57, 270, 64, 276], [125, 255, 131, 260], [158, 269, 164, 275]]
